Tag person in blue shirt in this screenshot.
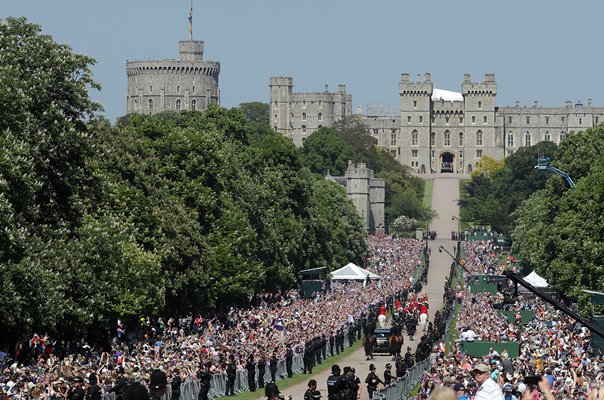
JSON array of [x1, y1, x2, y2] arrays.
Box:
[[453, 383, 468, 400]]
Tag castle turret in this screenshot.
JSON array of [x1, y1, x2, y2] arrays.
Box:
[[179, 40, 204, 61], [269, 76, 293, 138], [399, 72, 433, 172]]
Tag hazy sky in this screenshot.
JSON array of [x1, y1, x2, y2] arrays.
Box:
[[4, 1, 604, 122]]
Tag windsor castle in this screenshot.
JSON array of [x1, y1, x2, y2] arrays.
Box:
[[125, 38, 604, 233]]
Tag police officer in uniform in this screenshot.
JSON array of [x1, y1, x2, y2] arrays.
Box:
[[225, 355, 237, 396], [149, 370, 168, 400], [383, 364, 392, 386], [364, 364, 383, 400], [326, 365, 341, 400], [257, 354, 267, 388], [196, 362, 212, 400], [285, 345, 293, 378], [304, 380, 318, 400], [68, 377, 85, 400]]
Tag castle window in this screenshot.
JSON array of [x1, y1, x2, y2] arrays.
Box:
[[412, 150, 418, 158], [476, 130, 483, 146], [476, 149, 483, 158], [176, 99, 181, 110], [193, 86, 195, 93], [274, 114, 278, 123], [478, 101, 482, 109], [508, 116, 512, 124], [431, 151, 435, 159], [318, 113, 323, 121], [544, 131, 551, 141], [559, 131, 565, 143], [561, 116, 565, 123], [459, 132, 464, 146], [318, 125, 322, 129], [444, 130, 451, 146], [431, 132, 435, 146], [459, 150, 463, 158], [390, 130, 397, 146], [432, 116, 436, 123], [526, 116, 530, 124], [373, 129, 379, 136], [302, 101, 306, 108], [302, 125, 307, 133], [524, 131, 531, 147], [411, 130, 418, 146], [134, 99, 138, 110], [302, 113, 307, 121], [483, 116, 487, 123], [419, 116, 423, 123], [460, 116, 463, 124], [545, 116, 549, 124], [507, 132, 514, 147], [413, 101, 417, 108], [407, 116, 411, 123], [150, 85, 153, 93], [472, 116, 476, 124], [177, 85, 180, 93], [319, 101, 323, 108], [596, 116, 599, 125], [148, 98, 153, 110], [446, 116, 450, 124], [191, 99, 197, 110], [579, 117, 582, 124]]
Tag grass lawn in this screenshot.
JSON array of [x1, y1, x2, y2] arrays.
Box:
[[216, 340, 363, 400], [423, 179, 433, 210]]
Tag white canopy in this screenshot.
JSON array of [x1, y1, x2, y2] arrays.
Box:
[[330, 262, 381, 281], [523, 271, 549, 288], [431, 88, 464, 102]]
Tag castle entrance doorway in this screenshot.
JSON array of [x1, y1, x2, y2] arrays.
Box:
[[440, 152, 454, 173]]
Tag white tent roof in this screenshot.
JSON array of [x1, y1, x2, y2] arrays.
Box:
[[432, 88, 464, 102], [523, 271, 549, 288], [330, 262, 381, 281]]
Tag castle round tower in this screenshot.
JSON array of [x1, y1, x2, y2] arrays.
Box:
[[126, 40, 220, 115]]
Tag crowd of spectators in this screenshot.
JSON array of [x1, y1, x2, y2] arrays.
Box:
[[0, 237, 425, 400], [412, 239, 603, 400]]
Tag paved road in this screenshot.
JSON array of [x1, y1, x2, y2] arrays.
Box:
[[255, 177, 460, 400]]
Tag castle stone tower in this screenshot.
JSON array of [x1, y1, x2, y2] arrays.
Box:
[[346, 161, 371, 232], [269, 77, 293, 138], [399, 73, 433, 172], [462, 73, 501, 169], [126, 40, 220, 115]]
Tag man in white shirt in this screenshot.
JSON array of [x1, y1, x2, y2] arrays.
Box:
[[472, 363, 503, 400], [461, 327, 477, 342]]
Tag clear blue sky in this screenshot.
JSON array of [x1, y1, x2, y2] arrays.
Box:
[[4, 0, 604, 122]]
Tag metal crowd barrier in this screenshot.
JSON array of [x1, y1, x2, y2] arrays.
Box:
[[371, 357, 431, 400]]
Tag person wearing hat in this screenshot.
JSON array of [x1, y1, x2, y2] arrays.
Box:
[[149, 369, 168, 400], [471, 363, 502, 400], [196, 362, 212, 400], [304, 380, 318, 400], [383, 363, 392, 386], [502, 383, 516, 400], [364, 364, 383, 400], [86, 373, 101, 400], [327, 365, 342, 400], [453, 383, 468, 400], [67, 377, 85, 400]]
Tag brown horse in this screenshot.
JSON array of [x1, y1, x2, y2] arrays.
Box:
[[388, 334, 404, 360], [363, 334, 376, 360]]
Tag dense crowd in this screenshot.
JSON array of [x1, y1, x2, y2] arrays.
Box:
[[0, 237, 425, 400], [412, 239, 603, 400]]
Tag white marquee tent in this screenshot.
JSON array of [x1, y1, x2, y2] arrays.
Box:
[[330, 262, 381, 287], [523, 271, 549, 288]]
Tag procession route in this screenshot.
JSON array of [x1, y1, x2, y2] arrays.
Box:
[[254, 176, 461, 400]]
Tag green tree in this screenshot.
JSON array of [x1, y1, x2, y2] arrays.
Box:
[[301, 127, 355, 175]]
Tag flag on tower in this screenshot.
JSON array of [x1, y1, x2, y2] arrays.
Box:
[[188, 7, 193, 38]]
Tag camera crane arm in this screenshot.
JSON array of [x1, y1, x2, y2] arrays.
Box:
[[504, 270, 604, 340]]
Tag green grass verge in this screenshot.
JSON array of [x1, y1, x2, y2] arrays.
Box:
[[217, 340, 363, 400], [422, 179, 433, 210]]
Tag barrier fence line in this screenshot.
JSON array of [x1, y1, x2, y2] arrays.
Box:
[[102, 337, 357, 400]]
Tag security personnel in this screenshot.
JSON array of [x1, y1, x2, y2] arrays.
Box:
[[304, 380, 318, 400], [225, 355, 237, 396], [327, 365, 342, 400], [196, 362, 212, 400], [68, 377, 85, 400], [285, 344, 293, 378], [364, 364, 383, 400], [383, 364, 392, 386], [149, 370, 168, 400], [257, 355, 266, 388], [346, 368, 361, 400]]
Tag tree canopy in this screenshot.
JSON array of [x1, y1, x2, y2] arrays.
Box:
[[0, 19, 367, 344]]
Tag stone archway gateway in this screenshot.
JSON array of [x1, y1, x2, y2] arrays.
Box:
[[440, 152, 454, 173]]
